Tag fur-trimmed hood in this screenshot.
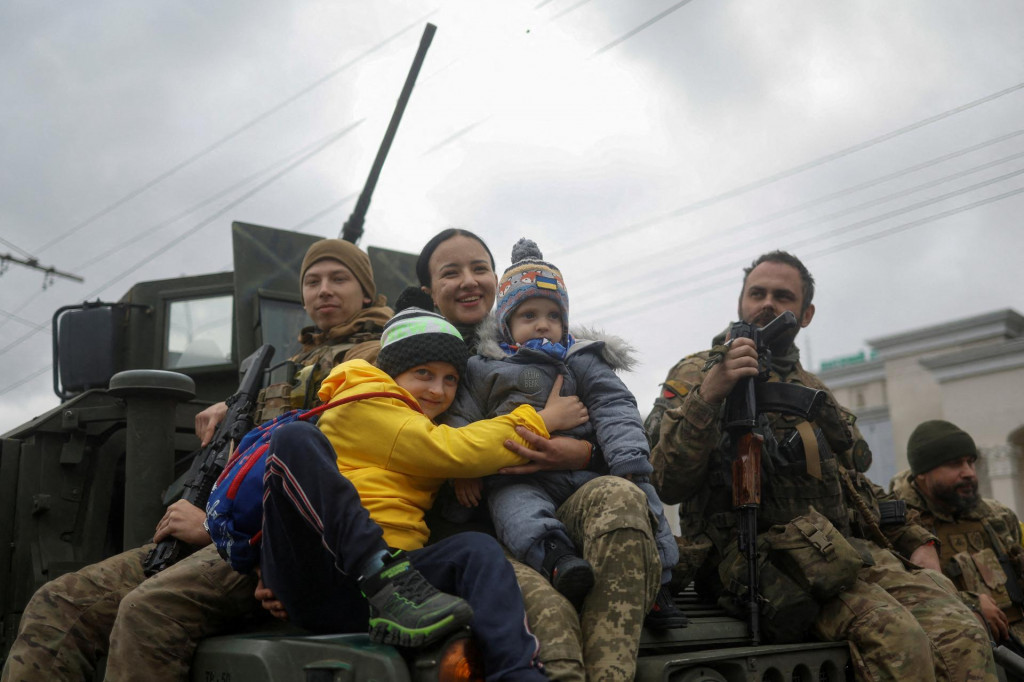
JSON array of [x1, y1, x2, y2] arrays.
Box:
[[473, 314, 638, 372]]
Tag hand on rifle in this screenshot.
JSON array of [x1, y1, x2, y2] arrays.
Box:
[[195, 401, 229, 446], [153, 500, 211, 546], [700, 337, 760, 405]]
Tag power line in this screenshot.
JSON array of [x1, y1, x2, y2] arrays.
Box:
[[573, 147, 1024, 300], [583, 185, 1024, 325], [0, 121, 362, 368], [550, 80, 1024, 259], [577, 167, 1024, 318], [594, 0, 697, 55], [0, 237, 35, 260], [0, 125, 364, 333], [31, 12, 437, 256]]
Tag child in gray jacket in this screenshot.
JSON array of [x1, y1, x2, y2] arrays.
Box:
[[447, 238, 686, 629]]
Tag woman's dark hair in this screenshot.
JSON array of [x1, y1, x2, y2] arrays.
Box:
[[415, 228, 496, 287]]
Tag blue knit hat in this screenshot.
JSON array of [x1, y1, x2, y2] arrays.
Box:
[[496, 238, 569, 344]]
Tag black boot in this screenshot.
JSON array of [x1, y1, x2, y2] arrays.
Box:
[[541, 537, 594, 612], [644, 585, 690, 630]]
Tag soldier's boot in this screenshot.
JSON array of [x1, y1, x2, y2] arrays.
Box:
[[541, 537, 595, 612], [644, 585, 690, 630], [359, 549, 474, 648]]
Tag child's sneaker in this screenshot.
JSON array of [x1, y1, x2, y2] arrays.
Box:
[[644, 585, 690, 630], [541, 538, 595, 612], [358, 550, 474, 647]]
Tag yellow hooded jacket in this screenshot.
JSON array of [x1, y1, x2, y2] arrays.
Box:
[[317, 359, 549, 551]]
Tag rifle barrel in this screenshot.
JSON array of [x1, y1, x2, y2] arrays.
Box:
[[341, 23, 437, 244]]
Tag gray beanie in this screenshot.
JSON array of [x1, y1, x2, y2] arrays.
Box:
[[908, 420, 977, 475]]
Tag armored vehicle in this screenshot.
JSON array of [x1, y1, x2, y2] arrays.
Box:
[[0, 220, 854, 681]]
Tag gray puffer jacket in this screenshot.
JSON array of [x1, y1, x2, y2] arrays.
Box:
[[447, 316, 652, 478]]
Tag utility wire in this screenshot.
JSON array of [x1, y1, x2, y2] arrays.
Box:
[[31, 12, 436, 256], [0, 121, 362, 369], [583, 185, 1024, 324], [573, 148, 1024, 300], [595, 0, 697, 55], [551, 80, 1024, 259], [0, 126, 362, 332], [0, 237, 35, 260], [577, 167, 1024, 318]]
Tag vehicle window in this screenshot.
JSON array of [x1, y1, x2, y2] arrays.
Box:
[[259, 297, 306, 360], [165, 295, 233, 369]]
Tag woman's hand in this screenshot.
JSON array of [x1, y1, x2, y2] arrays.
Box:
[[537, 375, 588, 433], [500, 430, 592, 474]]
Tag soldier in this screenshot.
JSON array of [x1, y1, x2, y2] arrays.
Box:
[[1, 239, 393, 682], [891, 419, 1024, 649], [645, 250, 996, 681]]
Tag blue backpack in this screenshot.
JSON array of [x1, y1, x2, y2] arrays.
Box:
[[205, 390, 420, 573]]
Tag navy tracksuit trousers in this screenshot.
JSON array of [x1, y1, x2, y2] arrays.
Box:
[[259, 421, 544, 682]]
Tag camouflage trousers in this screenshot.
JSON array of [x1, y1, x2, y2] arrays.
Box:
[[1, 544, 260, 682], [512, 476, 661, 682], [815, 540, 996, 682]]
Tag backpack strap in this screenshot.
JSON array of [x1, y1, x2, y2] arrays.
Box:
[[300, 390, 423, 420]]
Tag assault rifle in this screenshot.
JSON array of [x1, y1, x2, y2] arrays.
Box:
[[724, 311, 827, 645], [142, 344, 275, 576]]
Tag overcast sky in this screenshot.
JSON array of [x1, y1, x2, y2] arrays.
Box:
[[2, 0, 1023, 435]]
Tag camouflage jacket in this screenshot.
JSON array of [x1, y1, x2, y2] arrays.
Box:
[[891, 469, 1024, 617], [256, 305, 392, 421], [645, 345, 935, 563]]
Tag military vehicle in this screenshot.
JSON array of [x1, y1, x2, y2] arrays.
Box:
[[0, 219, 854, 682]]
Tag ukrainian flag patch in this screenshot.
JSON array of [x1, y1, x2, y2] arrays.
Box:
[[536, 275, 558, 290]]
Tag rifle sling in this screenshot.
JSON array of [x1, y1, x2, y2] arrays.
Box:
[[795, 421, 822, 480]]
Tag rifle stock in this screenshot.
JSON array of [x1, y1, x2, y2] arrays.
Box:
[[142, 344, 275, 576]]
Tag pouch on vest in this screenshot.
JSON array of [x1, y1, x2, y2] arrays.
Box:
[[765, 506, 864, 600], [717, 534, 820, 643]]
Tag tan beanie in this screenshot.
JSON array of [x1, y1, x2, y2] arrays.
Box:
[[299, 239, 376, 302]]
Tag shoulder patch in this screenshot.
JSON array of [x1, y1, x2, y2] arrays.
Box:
[[663, 380, 689, 399]]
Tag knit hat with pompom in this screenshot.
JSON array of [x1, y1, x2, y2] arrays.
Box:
[[495, 238, 569, 344]]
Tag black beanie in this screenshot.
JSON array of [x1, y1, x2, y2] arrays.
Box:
[[908, 420, 978, 475], [375, 287, 468, 380]]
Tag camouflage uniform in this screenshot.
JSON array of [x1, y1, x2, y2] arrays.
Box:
[[1, 310, 390, 682], [646, 344, 996, 682], [892, 469, 1024, 641], [510, 476, 660, 682]]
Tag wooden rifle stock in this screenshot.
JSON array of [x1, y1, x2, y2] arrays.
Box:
[[732, 431, 763, 645], [732, 432, 763, 508]]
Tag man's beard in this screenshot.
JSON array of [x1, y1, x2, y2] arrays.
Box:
[[933, 479, 981, 516]]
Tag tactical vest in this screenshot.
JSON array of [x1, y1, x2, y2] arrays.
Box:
[[254, 340, 359, 423], [697, 374, 855, 554], [937, 517, 1023, 623]]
